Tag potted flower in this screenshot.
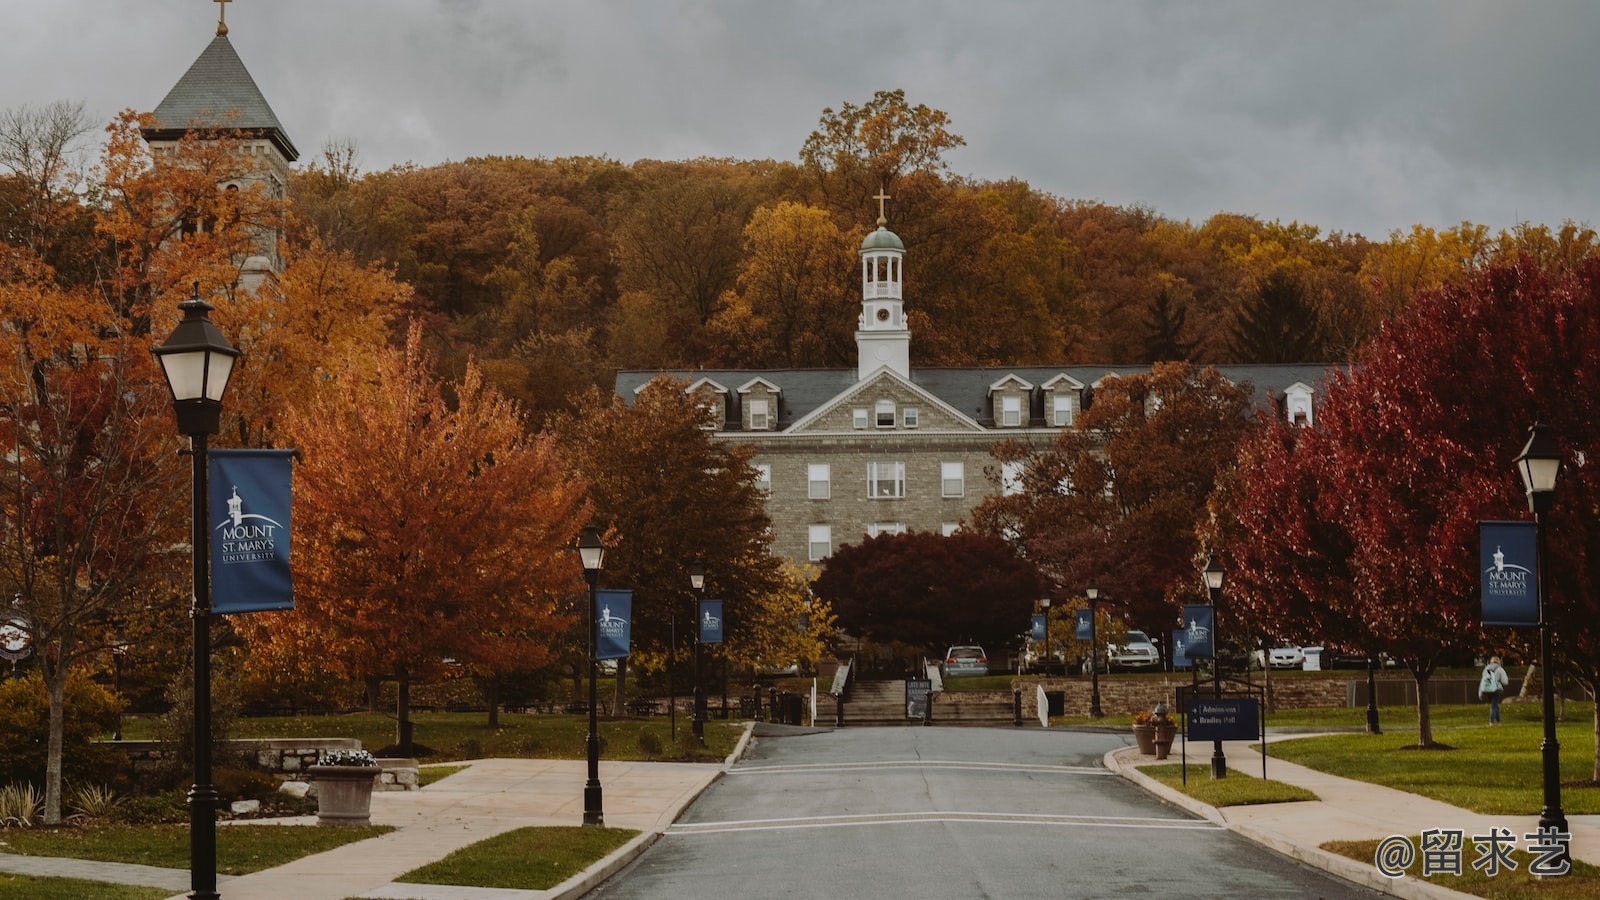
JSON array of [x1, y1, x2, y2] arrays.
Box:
[[1150, 703, 1177, 760], [1131, 710, 1157, 755], [309, 749, 380, 826]]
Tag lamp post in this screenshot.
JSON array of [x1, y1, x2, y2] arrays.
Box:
[[688, 561, 706, 741], [153, 283, 238, 900], [1516, 422, 1567, 861], [112, 627, 129, 742], [1203, 553, 1227, 779], [1365, 655, 1381, 734], [1085, 584, 1103, 717], [1039, 597, 1051, 675], [577, 525, 606, 827]]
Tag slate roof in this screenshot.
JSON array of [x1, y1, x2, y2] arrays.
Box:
[[615, 363, 1344, 430], [144, 34, 299, 161]]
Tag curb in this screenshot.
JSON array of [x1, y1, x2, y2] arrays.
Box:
[[1104, 747, 1477, 900], [547, 721, 755, 900]]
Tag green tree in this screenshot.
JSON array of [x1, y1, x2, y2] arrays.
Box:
[[1228, 269, 1324, 363]]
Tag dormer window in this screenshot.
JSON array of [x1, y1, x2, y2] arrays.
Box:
[[1052, 394, 1073, 427], [853, 408, 868, 429], [1001, 395, 1022, 427], [1284, 382, 1315, 428], [876, 399, 895, 428], [749, 398, 770, 430], [903, 407, 919, 428]]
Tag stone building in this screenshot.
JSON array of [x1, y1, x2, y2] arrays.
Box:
[[616, 213, 1333, 565]]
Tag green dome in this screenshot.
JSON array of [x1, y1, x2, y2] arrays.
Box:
[[860, 226, 904, 252]]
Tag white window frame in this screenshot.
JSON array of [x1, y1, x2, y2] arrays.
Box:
[[1052, 394, 1073, 427], [868, 461, 906, 499], [1001, 460, 1024, 496], [853, 408, 868, 430], [808, 524, 832, 561], [941, 461, 964, 498], [1002, 395, 1022, 427], [748, 398, 769, 430], [876, 398, 896, 428], [753, 464, 771, 493], [940, 522, 960, 537], [903, 407, 919, 428], [867, 522, 906, 538], [807, 463, 831, 500]]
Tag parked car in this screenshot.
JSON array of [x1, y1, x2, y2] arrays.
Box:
[[1267, 646, 1306, 669], [942, 645, 989, 677], [1107, 631, 1159, 670]]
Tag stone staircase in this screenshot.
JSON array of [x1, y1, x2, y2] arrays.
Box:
[[832, 680, 1018, 726]]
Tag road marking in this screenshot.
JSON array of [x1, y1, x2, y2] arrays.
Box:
[[669, 810, 1220, 836], [729, 760, 1112, 777]]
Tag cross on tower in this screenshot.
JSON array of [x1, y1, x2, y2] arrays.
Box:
[[215, 0, 231, 36], [873, 187, 891, 226]]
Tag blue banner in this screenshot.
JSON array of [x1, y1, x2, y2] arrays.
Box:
[[1481, 521, 1539, 628], [1181, 604, 1214, 658], [1172, 629, 1190, 669], [1074, 608, 1092, 641], [698, 599, 724, 644], [1031, 614, 1046, 642], [596, 589, 632, 660], [208, 449, 295, 614]]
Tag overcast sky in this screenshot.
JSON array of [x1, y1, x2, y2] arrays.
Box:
[[8, 0, 1598, 239]]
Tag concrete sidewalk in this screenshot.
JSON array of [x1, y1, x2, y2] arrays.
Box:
[[0, 734, 742, 900], [1108, 733, 1600, 900]]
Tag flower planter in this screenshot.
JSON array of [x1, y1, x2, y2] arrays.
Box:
[[1152, 722, 1177, 759], [308, 764, 379, 826], [1131, 723, 1156, 755]]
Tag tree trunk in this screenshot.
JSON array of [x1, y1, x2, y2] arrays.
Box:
[[1519, 663, 1538, 699], [1415, 672, 1433, 747], [1593, 700, 1600, 783], [43, 666, 66, 825], [485, 676, 500, 728], [396, 668, 413, 757], [612, 659, 627, 719], [365, 676, 382, 713]]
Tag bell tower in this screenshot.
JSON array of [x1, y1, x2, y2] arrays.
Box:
[[856, 189, 910, 381]]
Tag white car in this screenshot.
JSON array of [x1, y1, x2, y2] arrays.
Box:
[[1268, 646, 1305, 669], [1107, 630, 1159, 670]]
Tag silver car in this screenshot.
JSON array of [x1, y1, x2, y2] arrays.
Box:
[[942, 645, 989, 677]]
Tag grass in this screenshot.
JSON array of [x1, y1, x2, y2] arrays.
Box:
[[397, 826, 639, 890], [1325, 838, 1600, 899], [1054, 698, 1594, 731], [0, 824, 392, 874], [0, 873, 170, 900], [418, 764, 469, 787], [1134, 763, 1316, 807], [117, 712, 742, 763]]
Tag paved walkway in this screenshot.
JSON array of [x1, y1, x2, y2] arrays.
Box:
[[1107, 733, 1600, 900], [3, 725, 1595, 899]]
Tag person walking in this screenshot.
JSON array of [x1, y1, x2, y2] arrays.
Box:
[[1479, 656, 1509, 724]]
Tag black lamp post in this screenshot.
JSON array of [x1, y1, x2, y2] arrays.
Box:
[[112, 627, 129, 742], [1038, 596, 1051, 675], [1365, 655, 1381, 734], [1085, 584, 1103, 717], [1516, 422, 1567, 862], [1203, 553, 1227, 779], [153, 283, 238, 900], [577, 525, 606, 827], [688, 561, 706, 741]]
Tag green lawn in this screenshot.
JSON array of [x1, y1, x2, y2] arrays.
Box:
[[1325, 838, 1600, 899], [117, 712, 742, 763], [418, 764, 470, 787], [1134, 763, 1316, 807], [0, 824, 392, 874], [397, 826, 639, 890], [0, 873, 170, 900]]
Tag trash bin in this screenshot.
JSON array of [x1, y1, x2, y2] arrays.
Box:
[[1045, 690, 1065, 717], [1302, 647, 1323, 671], [778, 692, 804, 725]]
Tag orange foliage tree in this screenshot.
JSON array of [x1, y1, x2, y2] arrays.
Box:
[[236, 323, 587, 752]]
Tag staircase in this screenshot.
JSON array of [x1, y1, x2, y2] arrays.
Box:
[[841, 679, 917, 726]]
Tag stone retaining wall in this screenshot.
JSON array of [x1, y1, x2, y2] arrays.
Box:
[[112, 738, 422, 791]]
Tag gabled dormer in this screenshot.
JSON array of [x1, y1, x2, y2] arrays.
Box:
[[1040, 373, 1085, 428], [1283, 382, 1315, 427], [684, 378, 730, 430], [988, 374, 1034, 428], [737, 377, 782, 432]]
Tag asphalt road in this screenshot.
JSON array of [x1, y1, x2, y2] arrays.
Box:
[[585, 725, 1385, 899]]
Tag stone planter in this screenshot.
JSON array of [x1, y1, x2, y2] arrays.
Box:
[[1132, 723, 1156, 755], [308, 765, 379, 826], [1152, 721, 1177, 759]]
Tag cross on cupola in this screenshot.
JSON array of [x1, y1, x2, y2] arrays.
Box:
[[873, 188, 891, 226], [215, 0, 231, 36]]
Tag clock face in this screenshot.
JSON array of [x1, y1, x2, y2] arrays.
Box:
[[876, 308, 890, 322]]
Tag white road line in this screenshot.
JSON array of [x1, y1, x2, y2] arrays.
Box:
[[668, 811, 1220, 836], [729, 760, 1111, 777]]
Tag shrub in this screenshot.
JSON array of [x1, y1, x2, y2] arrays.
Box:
[[636, 731, 664, 759], [0, 671, 121, 788], [66, 783, 125, 820], [113, 790, 189, 825], [212, 768, 279, 803], [0, 782, 42, 827], [151, 661, 245, 786], [457, 739, 484, 760]]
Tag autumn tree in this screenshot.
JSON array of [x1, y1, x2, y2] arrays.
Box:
[[813, 531, 1043, 654], [973, 363, 1255, 637], [1228, 269, 1324, 363], [237, 323, 587, 753], [799, 89, 965, 218], [550, 378, 829, 697], [1143, 286, 1195, 362]]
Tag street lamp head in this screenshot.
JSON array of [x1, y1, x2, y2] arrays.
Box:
[[152, 283, 238, 437], [1203, 552, 1225, 594], [1085, 583, 1099, 602], [1515, 422, 1560, 512], [577, 525, 605, 573], [1039, 597, 1051, 609], [688, 560, 705, 592]]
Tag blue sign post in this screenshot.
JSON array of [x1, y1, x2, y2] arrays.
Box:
[[1074, 609, 1092, 641], [698, 599, 724, 644], [596, 590, 632, 660], [1181, 604, 1214, 658], [208, 449, 295, 614], [1031, 614, 1047, 642], [1480, 521, 1539, 628]]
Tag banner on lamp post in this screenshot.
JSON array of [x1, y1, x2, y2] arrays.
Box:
[[596, 589, 632, 660], [1031, 614, 1046, 642], [698, 599, 724, 644], [1480, 521, 1539, 628], [208, 449, 295, 614], [1181, 604, 1214, 658], [1172, 629, 1190, 670], [1074, 609, 1092, 641]]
